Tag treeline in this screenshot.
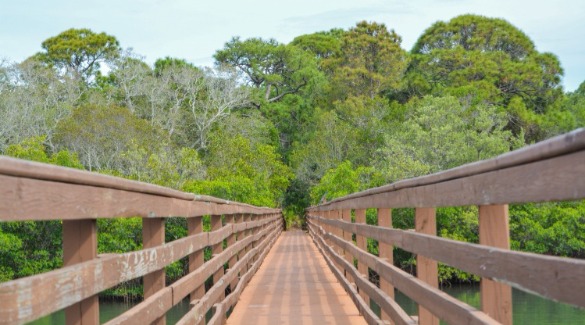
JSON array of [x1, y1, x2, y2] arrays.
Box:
[[0, 15, 584, 287]]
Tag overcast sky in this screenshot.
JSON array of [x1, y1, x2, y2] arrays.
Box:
[[1, 0, 583, 91]]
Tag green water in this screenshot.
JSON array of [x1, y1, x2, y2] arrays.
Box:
[[395, 285, 585, 325]]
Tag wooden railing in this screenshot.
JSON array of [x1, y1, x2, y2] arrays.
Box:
[[0, 157, 283, 325], [306, 128, 585, 325]]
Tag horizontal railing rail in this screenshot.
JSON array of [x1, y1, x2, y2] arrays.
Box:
[[0, 156, 283, 325], [306, 128, 585, 325]]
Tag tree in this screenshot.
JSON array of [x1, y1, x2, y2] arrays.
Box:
[[330, 21, 408, 100], [34, 28, 121, 83], [214, 37, 321, 106], [405, 15, 564, 140], [184, 126, 292, 207], [0, 59, 82, 151], [374, 96, 523, 181], [53, 104, 164, 171]]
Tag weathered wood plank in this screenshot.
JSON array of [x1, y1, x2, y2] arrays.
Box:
[[311, 220, 499, 325], [143, 217, 166, 325], [63, 219, 99, 325], [309, 150, 585, 211], [479, 205, 512, 325], [355, 209, 370, 304], [0, 156, 285, 213], [176, 225, 279, 325], [106, 223, 279, 325], [211, 215, 224, 292], [377, 208, 394, 323], [311, 215, 585, 308], [221, 225, 281, 311], [415, 208, 438, 325], [309, 223, 412, 325], [310, 128, 585, 210], [188, 217, 205, 304], [0, 217, 278, 324]]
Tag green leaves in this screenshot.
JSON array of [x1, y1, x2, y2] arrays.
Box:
[[36, 28, 120, 83], [406, 15, 564, 140], [214, 37, 322, 106], [374, 96, 520, 181]]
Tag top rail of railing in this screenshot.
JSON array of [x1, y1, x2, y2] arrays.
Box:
[[0, 156, 280, 221], [308, 128, 585, 211]]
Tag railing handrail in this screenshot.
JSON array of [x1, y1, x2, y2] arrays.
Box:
[[0, 156, 279, 222], [0, 158, 284, 325], [309, 128, 585, 210], [0, 155, 279, 211], [306, 128, 585, 325]]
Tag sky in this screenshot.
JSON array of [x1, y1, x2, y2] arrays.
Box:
[[1, 0, 583, 91]]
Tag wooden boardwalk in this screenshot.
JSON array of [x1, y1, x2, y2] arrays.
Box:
[[226, 230, 367, 325]]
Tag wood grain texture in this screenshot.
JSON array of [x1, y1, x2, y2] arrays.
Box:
[[377, 208, 394, 323], [309, 223, 413, 325], [311, 220, 499, 325], [309, 150, 585, 211], [308, 128, 585, 211], [479, 205, 512, 325], [0, 174, 280, 221], [415, 208, 438, 325], [310, 215, 585, 309], [63, 220, 99, 325], [176, 225, 280, 325], [106, 223, 280, 325], [355, 209, 369, 304], [143, 218, 166, 325], [0, 216, 279, 324], [0, 156, 285, 211], [188, 217, 205, 303]]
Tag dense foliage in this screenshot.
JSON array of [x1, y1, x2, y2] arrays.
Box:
[[0, 16, 583, 291]]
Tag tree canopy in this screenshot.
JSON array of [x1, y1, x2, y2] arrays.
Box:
[[34, 28, 121, 83], [1, 17, 583, 288]]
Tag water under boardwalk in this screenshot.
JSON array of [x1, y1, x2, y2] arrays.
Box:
[[227, 230, 367, 325]]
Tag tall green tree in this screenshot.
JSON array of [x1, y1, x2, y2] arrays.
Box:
[[34, 28, 121, 83], [375, 95, 523, 181], [214, 37, 321, 107], [330, 21, 408, 100], [405, 15, 564, 140]]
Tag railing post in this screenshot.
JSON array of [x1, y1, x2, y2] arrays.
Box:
[[342, 209, 353, 283], [243, 214, 251, 270], [63, 219, 98, 325], [415, 207, 438, 325], [188, 217, 205, 302], [211, 215, 224, 290], [226, 214, 238, 291], [378, 208, 394, 323], [250, 214, 258, 262], [230, 213, 243, 291], [479, 205, 512, 325], [355, 209, 370, 305], [143, 217, 166, 325]]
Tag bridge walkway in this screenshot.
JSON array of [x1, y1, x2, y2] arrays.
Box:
[[226, 230, 367, 325]]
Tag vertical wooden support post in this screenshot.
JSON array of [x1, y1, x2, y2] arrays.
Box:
[[226, 214, 238, 291], [188, 217, 205, 302], [355, 209, 369, 304], [63, 219, 98, 325], [243, 214, 251, 270], [143, 217, 166, 325], [250, 214, 258, 262], [328, 210, 341, 271], [342, 209, 353, 283], [211, 215, 224, 287], [231, 213, 243, 290], [378, 208, 394, 322], [415, 208, 438, 325], [479, 205, 513, 325]]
